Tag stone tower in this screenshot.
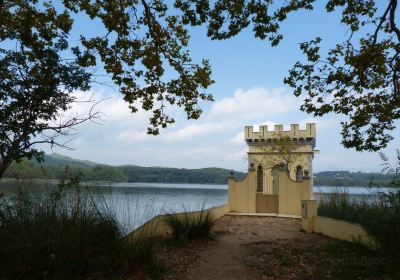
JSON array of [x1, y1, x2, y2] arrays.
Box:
[[244, 123, 318, 195]]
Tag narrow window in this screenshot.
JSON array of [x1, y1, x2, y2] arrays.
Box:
[[296, 165, 303, 182], [257, 165, 263, 192]]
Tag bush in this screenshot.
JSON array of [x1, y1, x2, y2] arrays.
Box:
[[318, 189, 400, 257], [164, 205, 214, 240], [0, 178, 159, 279]]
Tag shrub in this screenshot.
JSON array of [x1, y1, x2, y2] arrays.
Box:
[[164, 205, 214, 240], [0, 178, 160, 279]]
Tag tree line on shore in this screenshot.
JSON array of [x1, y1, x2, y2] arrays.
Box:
[[2, 154, 394, 187]]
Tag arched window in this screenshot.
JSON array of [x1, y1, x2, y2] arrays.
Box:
[[296, 165, 303, 182], [257, 165, 263, 192]]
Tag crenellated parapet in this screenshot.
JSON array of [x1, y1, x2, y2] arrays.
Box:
[[244, 123, 316, 147]]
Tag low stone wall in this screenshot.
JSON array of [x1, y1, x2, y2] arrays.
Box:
[[301, 200, 376, 248], [313, 216, 376, 247], [128, 204, 230, 239]]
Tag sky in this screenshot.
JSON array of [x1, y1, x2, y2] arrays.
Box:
[[43, 2, 400, 173]]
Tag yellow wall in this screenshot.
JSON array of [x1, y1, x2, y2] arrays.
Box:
[[228, 171, 256, 213], [228, 169, 312, 216], [314, 216, 376, 248], [278, 170, 312, 216], [300, 200, 376, 248], [245, 123, 316, 140]]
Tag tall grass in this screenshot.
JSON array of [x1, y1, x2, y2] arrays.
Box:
[[0, 177, 160, 279], [164, 205, 214, 240], [318, 189, 400, 256]]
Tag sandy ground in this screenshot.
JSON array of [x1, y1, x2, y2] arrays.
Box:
[[161, 215, 332, 280]]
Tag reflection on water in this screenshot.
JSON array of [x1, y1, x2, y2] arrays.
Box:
[[0, 181, 389, 231]]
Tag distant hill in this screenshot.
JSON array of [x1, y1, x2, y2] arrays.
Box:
[[37, 153, 98, 168], [4, 154, 245, 184], [313, 171, 394, 187], [3, 154, 395, 186]]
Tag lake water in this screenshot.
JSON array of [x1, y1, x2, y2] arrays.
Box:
[[0, 181, 387, 231]]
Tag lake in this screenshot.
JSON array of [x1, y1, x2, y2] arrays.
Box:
[[0, 181, 386, 231]]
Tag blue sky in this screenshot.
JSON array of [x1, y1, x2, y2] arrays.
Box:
[[44, 2, 400, 172]]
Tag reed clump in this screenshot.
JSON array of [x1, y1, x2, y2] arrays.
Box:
[[164, 205, 214, 240], [0, 178, 160, 279]]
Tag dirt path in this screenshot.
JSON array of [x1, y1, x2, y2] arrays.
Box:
[[161, 215, 332, 280]]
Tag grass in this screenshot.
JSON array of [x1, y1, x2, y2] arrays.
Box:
[[0, 178, 161, 280], [318, 189, 400, 257], [164, 205, 214, 241]]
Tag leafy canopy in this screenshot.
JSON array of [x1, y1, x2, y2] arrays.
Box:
[[1, 0, 399, 177], [0, 0, 92, 171], [0, 0, 214, 176], [176, 0, 400, 151]]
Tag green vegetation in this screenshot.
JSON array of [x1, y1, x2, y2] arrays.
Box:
[[0, 179, 161, 279], [164, 206, 214, 240], [1, 0, 215, 180], [3, 153, 244, 184], [318, 190, 400, 257], [314, 171, 395, 187], [4, 153, 396, 186], [2, 2, 399, 181]]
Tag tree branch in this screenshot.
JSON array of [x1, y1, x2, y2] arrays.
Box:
[[390, 0, 400, 42], [373, 1, 391, 44]]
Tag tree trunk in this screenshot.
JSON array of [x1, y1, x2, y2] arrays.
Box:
[[0, 161, 11, 181]]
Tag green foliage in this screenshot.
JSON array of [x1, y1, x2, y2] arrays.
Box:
[[0, 0, 214, 137], [2, 0, 399, 180], [318, 189, 400, 257], [283, 1, 400, 151], [3, 153, 243, 184], [164, 206, 214, 240], [0, 179, 160, 279], [176, 0, 314, 45], [117, 165, 240, 184], [270, 135, 300, 171], [314, 171, 395, 186], [0, 0, 214, 179], [6, 153, 399, 186], [2, 0, 400, 180], [0, 0, 92, 177], [177, 0, 400, 151]]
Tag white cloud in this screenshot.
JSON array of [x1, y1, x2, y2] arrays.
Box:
[[42, 86, 385, 172], [209, 87, 298, 122], [229, 131, 245, 145], [160, 87, 298, 143], [118, 130, 150, 142], [69, 90, 149, 126], [299, 117, 339, 130], [163, 123, 226, 143]]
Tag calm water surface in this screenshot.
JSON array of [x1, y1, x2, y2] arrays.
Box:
[[0, 181, 386, 231]]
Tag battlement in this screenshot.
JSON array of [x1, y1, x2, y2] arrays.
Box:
[[244, 123, 316, 146]]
